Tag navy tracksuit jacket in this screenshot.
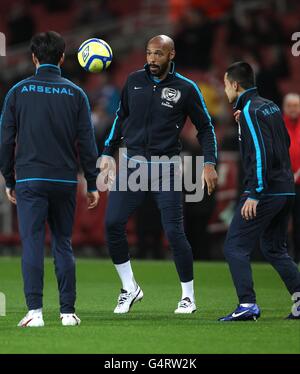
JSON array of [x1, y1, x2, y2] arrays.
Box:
[[102, 63, 217, 163], [0, 64, 98, 312], [0, 64, 98, 190], [104, 63, 217, 281], [224, 87, 300, 304]]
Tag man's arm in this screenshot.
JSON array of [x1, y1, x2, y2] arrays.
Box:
[[187, 84, 218, 165], [187, 84, 218, 195], [241, 104, 269, 201], [0, 88, 17, 190], [77, 91, 99, 193], [239, 105, 271, 220]]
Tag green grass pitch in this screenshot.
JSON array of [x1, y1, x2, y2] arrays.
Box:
[[0, 257, 299, 354]]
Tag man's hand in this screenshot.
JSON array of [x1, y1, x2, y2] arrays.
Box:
[[6, 187, 16, 205], [87, 191, 99, 209], [234, 110, 241, 123], [202, 163, 218, 196], [241, 198, 259, 220]]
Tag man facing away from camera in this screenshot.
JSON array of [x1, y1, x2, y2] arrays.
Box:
[[0, 31, 99, 327], [220, 61, 300, 321]]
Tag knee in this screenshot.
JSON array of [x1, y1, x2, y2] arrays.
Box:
[[164, 224, 185, 243], [53, 252, 75, 271], [261, 244, 288, 262], [223, 238, 237, 260], [105, 215, 123, 235]]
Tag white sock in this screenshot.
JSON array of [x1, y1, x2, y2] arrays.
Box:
[[240, 303, 255, 308], [181, 280, 195, 302], [115, 260, 136, 292]]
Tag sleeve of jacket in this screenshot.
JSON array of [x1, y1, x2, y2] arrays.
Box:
[[241, 103, 269, 200], [102, 78, 129, 157], [187, 84, 218, 165], [0, 88, 17, 188], [77, 91, 99, 192]]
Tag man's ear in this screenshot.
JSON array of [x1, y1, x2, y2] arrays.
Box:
[[32, 53, 39, 66], [59, 53, 65, 66], [233, 81, 239, 91], [170, 49, 175, 61]]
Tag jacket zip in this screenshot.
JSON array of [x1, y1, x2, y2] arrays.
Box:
[[144, 84, 157, 155]]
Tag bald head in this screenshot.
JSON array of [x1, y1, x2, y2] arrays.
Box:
[[283, 93, 300, 120], [147, 35, 175, 52], [146, 35, 175, 79]]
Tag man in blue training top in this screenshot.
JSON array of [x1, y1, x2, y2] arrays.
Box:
[[0, 31, 99, 327], [221, 61, 300, 321], [100, 35, 218, 314]]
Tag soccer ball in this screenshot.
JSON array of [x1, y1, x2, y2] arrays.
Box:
[[77, 38, 113, 73]]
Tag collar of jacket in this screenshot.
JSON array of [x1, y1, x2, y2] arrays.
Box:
[[144, 61, 176, 83], [35, 64, 62, 76], [233, 87, 258, 110]]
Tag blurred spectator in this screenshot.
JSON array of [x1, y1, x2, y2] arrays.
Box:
[[174, 8, 215, 70], [75, 0, 113, 27], [90, 73, 120, 118], [8, 3, 35, 45], [169, 0, 232, 22], [255, 46, 289, 106], [88, 73, 120, 153], [283, 93, 300, 262], [43, 0, 74, 12], [91, 101, 112, 151], [251, 9, 285, 46]]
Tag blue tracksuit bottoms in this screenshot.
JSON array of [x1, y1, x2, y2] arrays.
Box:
[[15, 181, 77, 313], [105, 160, 194, 282], [224, 195, 300, 304]]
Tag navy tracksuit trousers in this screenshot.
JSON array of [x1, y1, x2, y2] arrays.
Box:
[[15, 181, 77, 313], [105, 159, 194, 282], [224, 195, 300, 304]]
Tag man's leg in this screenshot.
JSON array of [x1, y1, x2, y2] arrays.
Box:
[[105, 172, 146, 313], [260, 197, 300, 296], [152, 186, 195, 313], [224, 196, 288, 304], [47, 183, 77, 315], [105, 187, 145, 285], [16, 182, 48, 311]]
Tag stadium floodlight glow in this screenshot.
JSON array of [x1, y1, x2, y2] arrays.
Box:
[[0, 292, 6, 316], [0, 32, 6, 56], [291, 32, 300, 57]]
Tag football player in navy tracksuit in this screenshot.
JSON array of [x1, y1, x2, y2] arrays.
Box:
[[220, 61, 300, 321], [100, 35, 218, 314], [0, 32, 99, 327]]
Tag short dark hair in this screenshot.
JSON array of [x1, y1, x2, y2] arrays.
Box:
[[30, 31, 65, 65], [226, 61, 255, 90]]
